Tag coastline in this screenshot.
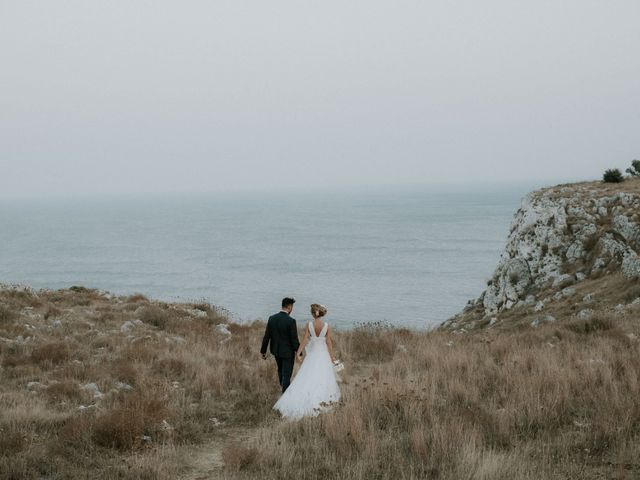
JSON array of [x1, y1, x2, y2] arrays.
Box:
[[2, 177, 640, 478]]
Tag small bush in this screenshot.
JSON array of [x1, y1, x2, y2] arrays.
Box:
[[1, 353, 29, 368], [31, 342, 70, 365], [566, 314, 614, 334], [127, 293, 149, 303], [64, 286, 98, 306], [0, 430, 25, 456], [112, 359, 139, 385], [603, 168, 624, 183], [69, 285, 90, 293], [153, 356, 188, 377], [93, 407, 146, 450], [93, 392, 172, 451], [46, 381, 83, 403], [0, 303, 16, 324], [59, 414, 95, 450], [44, 304, 62, 320], [139, 306, 170, 329], [625, 159, 640, 177]]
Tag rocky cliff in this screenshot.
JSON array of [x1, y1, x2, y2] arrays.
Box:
[[444, 178, 640, 330]]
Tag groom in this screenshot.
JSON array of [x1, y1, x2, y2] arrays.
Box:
[[260, 297, 300, 393]]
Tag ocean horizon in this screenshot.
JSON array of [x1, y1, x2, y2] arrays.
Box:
[[1, 182, 546, 328]]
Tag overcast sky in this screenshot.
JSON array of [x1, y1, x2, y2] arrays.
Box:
[[1, 1, 639, 199]]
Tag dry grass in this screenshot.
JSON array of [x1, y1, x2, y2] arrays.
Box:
[[45, 380, 83, 403], [30, 341, 70, 365], [234, 314, 640, 480], [548, 176, 640, 197], [0, 303, 17, 324], [223, 441, 261, 471], [92, 391, 173, 450], [0, 285, 639, 479], [0, 286, 275, 478], [138, 305, 171, 329]]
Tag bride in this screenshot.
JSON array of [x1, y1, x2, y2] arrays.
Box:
[[273, 304, 341, 420]]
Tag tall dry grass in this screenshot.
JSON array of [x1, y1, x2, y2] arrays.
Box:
[[0, 287, 276, 478], [228, 314, 640, 480]]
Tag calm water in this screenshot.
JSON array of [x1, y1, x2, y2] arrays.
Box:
[[0, 184, 536, 328]]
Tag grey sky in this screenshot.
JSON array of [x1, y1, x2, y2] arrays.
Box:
[[1, 0, 639, 199]]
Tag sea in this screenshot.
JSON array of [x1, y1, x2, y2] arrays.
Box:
[[0, 183, 542, 329]]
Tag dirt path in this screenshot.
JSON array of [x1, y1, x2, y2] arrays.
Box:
[[179, 426, 255, 480], [180, 434, 225, 480], [179, 362, 375, 479]]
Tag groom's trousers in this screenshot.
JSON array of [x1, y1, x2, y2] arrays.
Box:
[[275, 356, 294, 393]]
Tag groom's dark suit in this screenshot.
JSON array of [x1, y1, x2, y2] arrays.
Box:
[[261, 311, 300, 393]]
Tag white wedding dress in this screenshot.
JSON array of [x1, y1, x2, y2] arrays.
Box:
[[273, 321, 341, 420]]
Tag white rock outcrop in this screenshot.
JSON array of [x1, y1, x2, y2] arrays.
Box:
[[470, 184, 640, 318]]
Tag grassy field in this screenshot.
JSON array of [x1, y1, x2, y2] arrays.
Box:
[[1, 285, 639, 479]]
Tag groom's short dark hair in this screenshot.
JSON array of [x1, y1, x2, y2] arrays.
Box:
[[282, 297, 296, 308]]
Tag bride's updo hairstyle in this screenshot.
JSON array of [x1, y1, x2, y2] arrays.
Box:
[[310, 304, 327, 318]]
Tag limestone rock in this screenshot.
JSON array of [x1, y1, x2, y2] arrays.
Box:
[[81, 382, 104, 399], [120, 321, 135, 333], [622, 251, 640, 278], [443, 182, 640, 328], [454, 184, 640, 318], [215, 324, 231, 336], [209, 417, 223, 427], [613, 215, 640, 245], [186, 308, 208, 319], [531, 315, 556, 327], [577, 309, 593, 320], [566, 241, 585, 263], [115, 382, 133, 391]]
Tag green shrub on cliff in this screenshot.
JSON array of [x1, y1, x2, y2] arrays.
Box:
[[603, 168, 624, 183]]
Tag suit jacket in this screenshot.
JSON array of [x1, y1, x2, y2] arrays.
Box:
[[260, 311, 300, 358]]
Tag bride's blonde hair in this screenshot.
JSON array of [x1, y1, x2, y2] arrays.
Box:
[[310, 304, 327, 318]]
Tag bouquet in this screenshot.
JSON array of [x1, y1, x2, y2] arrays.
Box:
[[333, 359, 344, 373]]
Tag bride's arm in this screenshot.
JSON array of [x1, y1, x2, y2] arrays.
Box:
[[296, 328, 309, 361], [326, 327, 336, 363]]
